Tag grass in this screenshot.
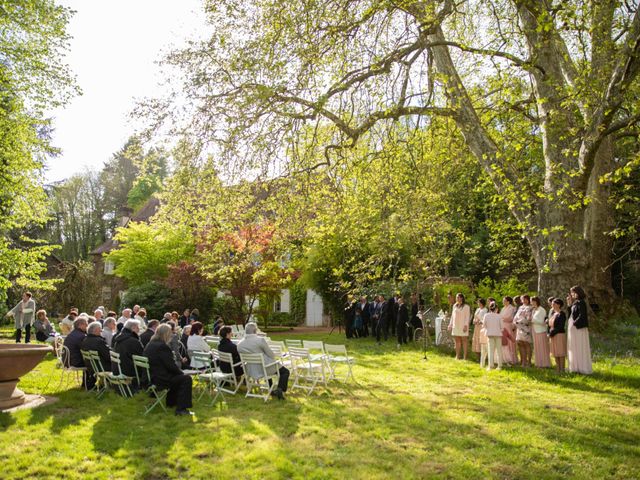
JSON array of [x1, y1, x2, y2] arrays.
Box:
[[0, 327, 639, 480]]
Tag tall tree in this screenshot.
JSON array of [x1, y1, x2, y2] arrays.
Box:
[[0, 0, 77, 300], [148, 0, 640, 311]]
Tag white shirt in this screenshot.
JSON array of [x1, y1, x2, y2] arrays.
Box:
[[532, 307, 547, 334], [187, 334, 211, 368], [483, 312, 503, 337]]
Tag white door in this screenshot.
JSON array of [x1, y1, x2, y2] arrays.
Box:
[[305, 290, 324, 327]]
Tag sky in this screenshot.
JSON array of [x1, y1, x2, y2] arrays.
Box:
[[45, 0, 207, 183]]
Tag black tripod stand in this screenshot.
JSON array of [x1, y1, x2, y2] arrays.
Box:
[[417, 307, 433, 361]]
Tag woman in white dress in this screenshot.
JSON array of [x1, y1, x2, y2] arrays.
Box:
[[567, 286, 592, 374], [449, 293, 471, 360], [472, 298, 488, 356]]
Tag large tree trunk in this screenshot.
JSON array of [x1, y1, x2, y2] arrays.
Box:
[[534, 138, 616, 318]]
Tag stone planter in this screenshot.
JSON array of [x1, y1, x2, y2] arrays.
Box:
[[0, 343, 52, 409]]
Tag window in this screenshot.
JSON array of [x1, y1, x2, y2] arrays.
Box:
[[104, 260, 115, 275]]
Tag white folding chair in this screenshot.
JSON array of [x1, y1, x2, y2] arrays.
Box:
[[110, 351, 134, 397], [288, 347, 327, 395], [205, 336, 220, 349], [191, 351, 233, 405], [132, 355, 167, 415], [58, 345, 87, 390], [325, 344, 356, 383], [266, 343, 291, 369], [302, 340, 329, 363], [239, 352, 280, 402], [213, 349, 243, 395], [285, 339, 303, 349]]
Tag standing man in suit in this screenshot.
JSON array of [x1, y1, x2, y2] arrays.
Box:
[[359, 296, 371, 337], [396, 295, 409, 347], [375, 295, 388, 344]]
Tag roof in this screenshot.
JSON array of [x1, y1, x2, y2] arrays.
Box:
[[90, 197, 160, 256]]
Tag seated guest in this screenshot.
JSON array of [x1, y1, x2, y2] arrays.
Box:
[[112, 319, 143, 379], [189, 308, 200, 324], [162, 312, 172, 323], [143, 324, 194, 416], [180, 325, 191, 357], [140, 319, 159, 347], [179, 309, 190, 328], [217, 326, 244, 378], [187, 322, 211, 369], [81, 321, 112, 389], [34, 309, 56, 344], [63, 316, 89, 368], [212, 316, 224, 335], [60, 308, 78, 335], [117, 308, 132, 326], [93, 309, 104, 325], [135, 308, 148, 330], [237, 323, 289, 400], [168, 321, 188, 368], [101, 317, 117, 347]]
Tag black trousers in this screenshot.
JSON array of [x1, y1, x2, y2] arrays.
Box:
[[15, 324, 31, 343], [165, 374, 193, 410], [375, 318, 387, 342], [268, 366, 290, 392], [390, 316, 397, 336], [397, 321, 408, 345]]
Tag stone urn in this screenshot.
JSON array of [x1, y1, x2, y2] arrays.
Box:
[[0, 343, 52, 409]]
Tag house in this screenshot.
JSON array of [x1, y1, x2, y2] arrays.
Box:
[[90, 197, 160, 308]]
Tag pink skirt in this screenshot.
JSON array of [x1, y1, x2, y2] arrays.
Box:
[[550, 333, 567, 357], [533, 331, 551, 367], [471, 325, 482, 353], [567, 323, 592, 374]]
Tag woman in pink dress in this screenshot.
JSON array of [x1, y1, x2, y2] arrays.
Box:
[[500, 297, 517, 365], [567, 286, 592, 374], [449, 293, 471, 360], [548, 298, 567, 373], [531, 296, 551, 368], [471, 298, 487, 356]]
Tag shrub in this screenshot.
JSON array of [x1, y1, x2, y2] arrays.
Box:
[[122, 281, 171, 319], [475, 277, 533, 303], [290, 281, 306, 324]]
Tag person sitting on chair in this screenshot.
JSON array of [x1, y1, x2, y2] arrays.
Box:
[[112, 319, 143, 379], [140, 319, 159, 347], [143, 324, 194, 416], [217, 326, 244, 378], [81, 321, 112, 389], [101, 317, 117, 348], [237, 323, 289, 400], [187, 321, 211, 369], [34, 309, 57, 344], [63, 316, 89, 368]]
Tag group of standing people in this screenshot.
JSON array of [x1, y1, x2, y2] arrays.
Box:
[[449, 285, 592, 374], [344, 293, 423, 347]]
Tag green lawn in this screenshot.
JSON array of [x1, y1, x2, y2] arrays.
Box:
[[1, 329, 639, 480]]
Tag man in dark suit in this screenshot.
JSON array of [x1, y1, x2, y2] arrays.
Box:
[[139, 319, 159, 347], [396, 296, 409, 346], [81, 321, 112, 390], [63, 316, 88, 368], [375, 295, 388, 344], [112, 320, 144, 378]]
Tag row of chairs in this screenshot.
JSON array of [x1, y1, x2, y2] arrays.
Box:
[[191, 340, 355, 404], [49, 336, 355, 413]]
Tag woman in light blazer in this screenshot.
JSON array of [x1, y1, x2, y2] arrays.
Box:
[[186, 322, 211, 369]]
